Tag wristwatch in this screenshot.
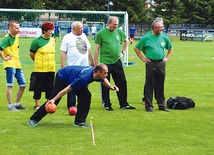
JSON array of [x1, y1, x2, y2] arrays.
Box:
[[121, 51, 125, 54]]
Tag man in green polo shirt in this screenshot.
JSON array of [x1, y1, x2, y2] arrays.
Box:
[[134, 19, 173, 112], [94, 16, 136, 111]]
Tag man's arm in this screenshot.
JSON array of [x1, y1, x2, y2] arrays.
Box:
[[122, 38, 128, 52], [61, 51, 67, 68], [163, 47, 173, 62], [29, 52, 35, 61], [102, 78, 119, 91], [88, 49, 94, 66], [119, 38, 129, 59], [134, 47, 150, 63], [94, 44, 100, 66], [0, 50, 12, 61], [47, 85, 72, 105]]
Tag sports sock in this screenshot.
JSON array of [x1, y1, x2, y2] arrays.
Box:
[[14, 103, 20, 107]]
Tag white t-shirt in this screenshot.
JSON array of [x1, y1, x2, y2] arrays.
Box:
[[60, 32, 91, 66], [91, 26, 97, 33]]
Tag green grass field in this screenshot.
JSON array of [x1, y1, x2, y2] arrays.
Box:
[[0, 36, 214, 155]]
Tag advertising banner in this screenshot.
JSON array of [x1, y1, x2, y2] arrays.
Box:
[[19, 28, 42, 38], [180, 30, 213, 41]]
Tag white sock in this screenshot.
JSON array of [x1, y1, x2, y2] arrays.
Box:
[[14, 103, 20, 106]]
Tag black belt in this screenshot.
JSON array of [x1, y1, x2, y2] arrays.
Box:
[[150, 59, 163, 62]]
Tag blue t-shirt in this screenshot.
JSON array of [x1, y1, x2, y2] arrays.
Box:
[[67, 26, 72, 33], [83, 25, 89, 35], [54, 24, 60, 34], [129, 27, 136, 35], [57, 66, 102, 91]]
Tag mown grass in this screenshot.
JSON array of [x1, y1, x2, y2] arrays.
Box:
[[0, 36, 214, 155]]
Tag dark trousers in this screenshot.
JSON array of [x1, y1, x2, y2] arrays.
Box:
[[144, 61, 166, 109], [66, 86, 88, 109], [33, 72, 55, 100], [30, 75, 91, 123], [66, 91, 76, 109], [101, 60, 129, 107]]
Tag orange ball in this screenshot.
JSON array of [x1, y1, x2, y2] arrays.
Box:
[[45, 103, 57, 114]]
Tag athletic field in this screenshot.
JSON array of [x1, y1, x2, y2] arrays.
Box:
[[0, 36, 213, 154]]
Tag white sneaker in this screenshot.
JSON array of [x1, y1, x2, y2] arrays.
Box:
[[8, 105, 19, 112]]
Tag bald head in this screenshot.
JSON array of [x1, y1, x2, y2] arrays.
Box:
[[72, 21, 83, 36]]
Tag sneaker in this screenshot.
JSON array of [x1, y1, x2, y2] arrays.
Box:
[[104, 106, 113, 111], [120, 105, 136, 109], [159, 108, 170, 112], [15, 104, 28, 110], [146, 106, 154, 112], [8, 105, 19, 112], [28, 120, 38, 127], [73, 122, 90, 128]]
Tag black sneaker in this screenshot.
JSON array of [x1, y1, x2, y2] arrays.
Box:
[[146, 106, 153, 112], [120, 105, 136, 109], [159, 108, 170, 112], [73, 122, 90, 128], [104, 106, 113, 111]]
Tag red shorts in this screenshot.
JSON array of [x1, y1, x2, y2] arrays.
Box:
[[130, 34, 134, 39]]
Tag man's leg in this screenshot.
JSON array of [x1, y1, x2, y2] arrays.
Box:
[[74, 87, 91, 123], [101, 68, 111, 108], [14, 68, 26, 104], [144, 62, 155, 111], [15, 86, 25, 103], [6, 86, 13, 104], [29, 76, 66, 123], [67, 91, 76, 109], [156, 62, 167, 110], [111, 60, 129, 107]]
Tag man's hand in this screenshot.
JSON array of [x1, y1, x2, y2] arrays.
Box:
[[45, 99, 55, 107], [163, 57, 168, 62], [4, 56, 12, 61], [119, 53, 124, 59], [109, 85, 119, 91], [143, 57, 151, 64]]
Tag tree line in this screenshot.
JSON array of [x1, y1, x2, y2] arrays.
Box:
[[1, 0, 214, 30]]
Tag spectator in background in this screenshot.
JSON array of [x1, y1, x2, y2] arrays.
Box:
[[67, 22, 72, 34], [129, 24, 137, 45], [91, 23, 97, 40], [0, 20, 28, 111], [83, 20, 89, 37], [54, 22, 61, 43], [29, 21, 56, 111], [94, 16, 136, 111], [60, 21, 94, 111]]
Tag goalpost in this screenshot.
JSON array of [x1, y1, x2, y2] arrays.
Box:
[[0, 9, 129, 65]]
